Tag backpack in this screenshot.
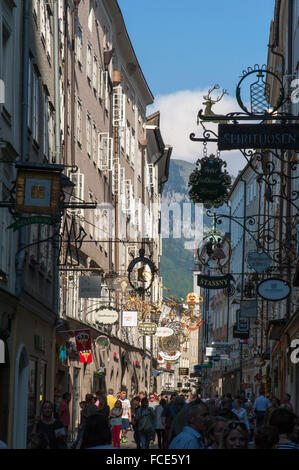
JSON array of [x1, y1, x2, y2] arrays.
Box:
[[138, 411, 153, 434]]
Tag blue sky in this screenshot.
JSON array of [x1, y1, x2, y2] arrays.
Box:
[[117, 0, 276, 175]]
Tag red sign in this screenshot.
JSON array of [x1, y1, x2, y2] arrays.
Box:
[[79, 350, 92, 363], [75, 330, 91, 352], [166, 363, 171, 370]]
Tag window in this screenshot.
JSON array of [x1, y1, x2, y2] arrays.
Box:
[[28, 57, 33, 129], [92, 123, 97, 163], [98, 65, 103, 99], [131, 128, 135, 165], [76, 23, 83, 66], [76, 98, 82, 144], [86, 113, 91, 156], [43, 90, 49, 158], [45, 10, 51, 59], [32, 69, 39, 142], [98, 133, 113, 171], [28, 360, 38, 424], [86, 44, 92, 80], [126, 122, 130, 157], [92, 56, 97, 91], [2, 22, 12, 114], [112, 85, 125, 127], [40, 0, 46, 41]]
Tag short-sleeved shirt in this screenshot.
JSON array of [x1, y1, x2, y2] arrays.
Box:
[[28, 419, 67, 449], [254, 396, 271, 412], [120, 399, 131, 419], [169, 426, 205, 449], [110, 408, 122, 427]]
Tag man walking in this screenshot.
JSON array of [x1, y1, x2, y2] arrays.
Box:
[[169, 403, 210, 449], [254, 389, 271, 429], [120, 390, 131, 443]]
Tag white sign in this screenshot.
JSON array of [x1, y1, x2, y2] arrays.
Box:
[[95, 309, 118, 324], [79, 276, 102, 298], [206, 347, 216, 356], [122, 310, 138, 327], [158, 351, 181, 361], [155, 327, 174, 337]]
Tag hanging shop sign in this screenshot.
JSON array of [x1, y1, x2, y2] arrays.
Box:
[[155, 327, 174, 337], [197, 274, 231, 289], [236, 310, 250, 331], [79, 276, 102, 298], [247, 251, 272, 273], [127, 249, 157, 294], [160, 335, 180, 354], [138, 322, 157, 336], [159, 351, 182, 361], [7, 215, 56, 231], [239, 300, 258, 318], [206, 347, 216, 356], [233, 326, 249, 339], [15, 166, 61, 215], [188, 154, 232, 209], [257, 278, 291, 301], [181, 319, 204, 331], [218, 124, 299, 151], [96, 308, 119, 324], [200, 363, 212, 368], [95, 336, 110, 351], [75, 330, 91, 352], [59, 345, 67, 364], [79, 351, 93, 363], [122, 310, 138, 327], [179, 368, 189, 376]]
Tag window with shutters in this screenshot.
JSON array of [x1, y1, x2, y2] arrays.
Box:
[[86, 43, 92, 81], [32, 0, 38, 21], [148, 163, 154, 189], [76, 22, 83, 67], [92, 56, 97, 91], [137, 144, 142, 179], [103, 71, 109, 109], [131, 128, 135, 167], [40, 0, 46, 42], [67, 171, 85, 221], [112, 85, 125, 128], [28, 57, 33, 129], [92, 123, 97, 164], [32, 69, 39, 143], [76, 98, 82, 144], [43, 90, 49, 159], [48, 103, 55, 162], [45, 10, 51, 60], [98, 133, 113, 171], [126, 122, 130, 158], [86, 113, 92, 156], [98, 65, 103, 99], [125, 180, 134, 217]]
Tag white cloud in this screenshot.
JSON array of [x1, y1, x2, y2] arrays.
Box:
[[149, 88, 248, 177]]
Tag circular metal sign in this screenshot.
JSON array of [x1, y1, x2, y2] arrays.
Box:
[[95, 336, 110, 350], [257, 278, 291, 301]]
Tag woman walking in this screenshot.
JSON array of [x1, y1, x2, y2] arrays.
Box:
[[109, 400, 123, 448], [155, 398, 167, 449], [135, 398, 155, 449]]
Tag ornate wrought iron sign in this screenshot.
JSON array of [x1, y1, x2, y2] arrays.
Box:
[[127, 248, 157, 294], [247, 251, 272, 273], [197, 274, 231, 289], [138, 322, 157, 336], [188, 154, 231, 208], [218, 124, 299, 151]]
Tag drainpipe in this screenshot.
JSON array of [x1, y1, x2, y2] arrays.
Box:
[[239, 177, 247, 394], [15, 0, 30, 297], [52, 0, 60, 321]]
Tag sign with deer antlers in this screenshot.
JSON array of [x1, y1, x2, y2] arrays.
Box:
[[197, 85, 228, 125]]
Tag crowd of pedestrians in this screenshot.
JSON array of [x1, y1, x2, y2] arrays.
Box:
[[22, 387, 299, 450]]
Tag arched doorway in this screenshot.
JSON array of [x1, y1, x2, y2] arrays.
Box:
[[13, 345, 29, 449]]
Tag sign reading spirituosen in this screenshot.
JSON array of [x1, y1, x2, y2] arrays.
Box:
[[218, 124, 299, 150]]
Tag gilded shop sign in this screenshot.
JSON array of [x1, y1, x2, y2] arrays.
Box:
[[218, 124, 299, 150]]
